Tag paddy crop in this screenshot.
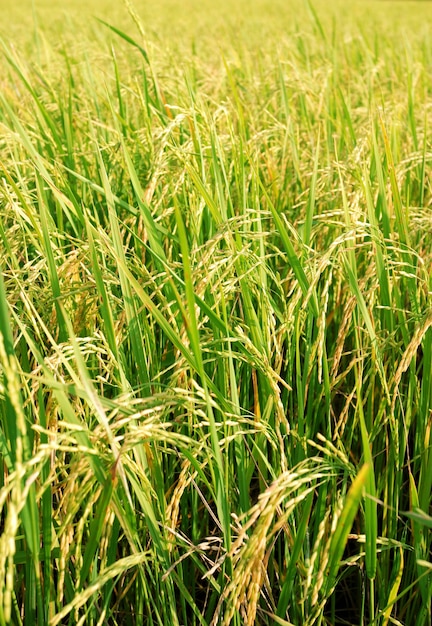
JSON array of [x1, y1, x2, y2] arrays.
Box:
[[0, 1, 431, 624]]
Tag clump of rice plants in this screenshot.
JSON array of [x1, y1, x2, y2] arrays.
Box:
[[0, 0, 431, 624]]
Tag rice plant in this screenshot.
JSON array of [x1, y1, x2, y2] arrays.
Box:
[[0, 0, 431, 624]]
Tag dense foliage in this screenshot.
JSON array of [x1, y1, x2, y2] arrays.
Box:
[[0, 1, 431, 624]]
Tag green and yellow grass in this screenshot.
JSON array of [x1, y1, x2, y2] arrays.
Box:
[[0, 1, 431, 624]]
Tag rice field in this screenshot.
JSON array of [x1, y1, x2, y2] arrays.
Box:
[[0, 1, 431, 624]]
